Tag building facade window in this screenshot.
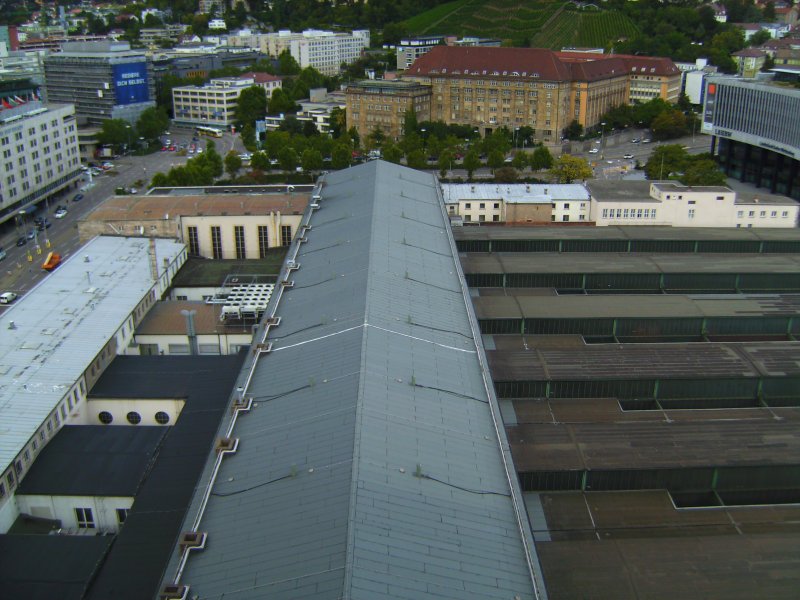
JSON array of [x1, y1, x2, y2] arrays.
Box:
[[98, 411, 113, 424], [75, 507, 95, 528], [155, 411, 170, 425], [211, 226, 222, 259], [116, 508, 129, 525], [281, 225, 293, 246], [234, 225, 246, 259], [187, 226, 200, 256], [127, 411, 142, 425], [258, 225, 269, 257]]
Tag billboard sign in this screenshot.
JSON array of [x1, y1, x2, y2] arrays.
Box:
[[113, 62, 149, 106]]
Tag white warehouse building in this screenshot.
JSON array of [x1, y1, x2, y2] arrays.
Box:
[[587, 180, 800, 228], [0, 236, 187, 532]]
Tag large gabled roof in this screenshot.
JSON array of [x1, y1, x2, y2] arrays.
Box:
[[170, 161, 544, 599]]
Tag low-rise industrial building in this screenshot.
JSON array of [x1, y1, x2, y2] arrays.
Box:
[[442, 183, 590, 224], [78, 187, 309, 258], [587, 180, 799, 227], [0, 236, 187, 532]]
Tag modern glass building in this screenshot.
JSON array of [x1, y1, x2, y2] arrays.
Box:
[[702, 75, 800, 200]]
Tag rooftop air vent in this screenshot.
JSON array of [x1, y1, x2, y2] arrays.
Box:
[[310, 202, 320, 210], [312, 194, 321, 202], [280, 280, 294, 288], [215, 437, 239, 455], [265, 316, 281, 326], [255, 341, 274, 353], [159, 585, 189, 600], [178, 531, 207, 550], [231, 395, 253, 413], [286, 260, 300, 271]]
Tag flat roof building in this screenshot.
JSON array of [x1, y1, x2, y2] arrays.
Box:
[[43, 41, 155, 125], [0, 236, 187, 532], [455, 224, 800, 598]]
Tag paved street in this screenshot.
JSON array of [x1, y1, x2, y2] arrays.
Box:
[[0, 128, 242, 305]]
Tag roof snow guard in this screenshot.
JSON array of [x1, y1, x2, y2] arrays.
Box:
[[167, 161, 546, 599]]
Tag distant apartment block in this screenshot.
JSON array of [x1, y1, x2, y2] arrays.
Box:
[[43, 41, 155, 125], [263, 29, 370, 76], [0, 102, 81, 225], [702, 75, 800, 200], [172, 72, 281, 128]]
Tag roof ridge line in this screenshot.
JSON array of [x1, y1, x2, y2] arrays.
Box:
[[341, 160, 382, 599]]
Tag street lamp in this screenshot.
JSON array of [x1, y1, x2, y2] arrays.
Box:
[[600, 121, 606, 159], [514, 126, 520, 151], [125, 124, 132, 156]]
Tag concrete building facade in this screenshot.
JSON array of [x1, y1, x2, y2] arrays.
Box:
[[702, 75, 800, 200], [588, 180, 799, 227], [257, 29, 370, 76], [43, 41, 155, 125], [345, 79, 432, 139], [0, 102, 81, 225]]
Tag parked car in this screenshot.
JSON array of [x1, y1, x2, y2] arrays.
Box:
[[589, 148, 599, 154], [54, 208, 68, 219], [623, 153, 634, 159], [0, 292, 17, 304], [16, 237, 27, 247], [631, 138, 640, 143], [73, 193, 84, 202], [642, 138, 651, 143]]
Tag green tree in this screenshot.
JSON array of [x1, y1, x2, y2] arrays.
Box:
[[250, 151, 270, 171], [487, 150, 505, 171], [382, 142, 403, 164], [277, 50, 301, 75], [550, 155, 592, 183], [331, 142, 352, 169], [564, 120, 584, 140], [97, 119, 133, 151], [329, 107, 346, 138], [438, 149, 454, 178], [749, 30, 771, 47], [651, 109, 688, 141], [406, 149, 426, 170], [191, 13, 209, 36], [463, 150, 482, 179], [201, 140, 223, 178], [680, 159, 727, 186], [224, 151, 243, 178], [278, 147, 299, 171], [512, 152, 528, 171], [240, 123, 256, 151], [403, 107, 418, 137], [530, 146, 554, 171], [645, 144, 689, 179], [494, 167, 518, 183], [347, 127, 361, 150], [763, 1, 776, 20], [235, 85, 267, 128], [301, 148, 324, 173], [267, 88, 295, 115], [135, 106, 169, 141]]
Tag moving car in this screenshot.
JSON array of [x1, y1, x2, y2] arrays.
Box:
[[0, 292, 17, 304], [36, 219, 51, 231], [589, 148, 599, 154], [623, 153, 634, 159], [54, 208, 68, 219], [73, 193, 84, 202], [642, 139, 651, 143], [42, 252, 62, 271], [631, 138, 640, 143], [26, 229, 36, 240], [16, 237, 27, 247], [0, 248, 6, 261]]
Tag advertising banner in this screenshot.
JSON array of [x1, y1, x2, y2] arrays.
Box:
[[113, 62, 149, 105]]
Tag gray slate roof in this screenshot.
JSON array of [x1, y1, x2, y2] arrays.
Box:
[[174, 161, 542, 599]]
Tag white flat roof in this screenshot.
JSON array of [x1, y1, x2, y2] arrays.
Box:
[[442, 183, 589, 204], [0, 237, 185, 472]]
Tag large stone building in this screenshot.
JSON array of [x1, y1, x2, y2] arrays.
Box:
[[0, 101, 81, 225], [345, 79, 432, 140], [43, 41, 155, 125], [348, 46, 680, 144]]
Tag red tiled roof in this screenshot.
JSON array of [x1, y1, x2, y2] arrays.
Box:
[[407, 46, 679, 83], [239, 72, 283, 83], [732, 48, 767, 57], [407, 46, 572, 81]]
